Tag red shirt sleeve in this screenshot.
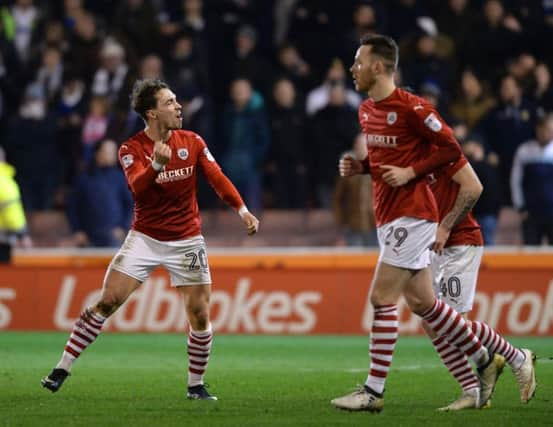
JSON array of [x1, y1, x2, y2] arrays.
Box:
[[119, 143, 158, 197], [406, 100, 462, 177], [195, 135, 245, 210], [443, 155, 468, 179]]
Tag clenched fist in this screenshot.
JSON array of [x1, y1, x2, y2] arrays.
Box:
[[241, 211, 260, 235], [338, 154, 363, 177], [153, 140, 172, 166]]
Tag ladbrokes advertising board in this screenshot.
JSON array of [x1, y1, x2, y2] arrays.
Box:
[[1, 258, 552, 335]]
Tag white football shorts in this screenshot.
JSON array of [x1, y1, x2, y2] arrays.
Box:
[[430, 245, 484, 313], [108, 230, 212, 286], [377, 217, 437, 270]]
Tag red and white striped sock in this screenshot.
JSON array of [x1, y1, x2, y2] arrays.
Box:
[[431, 334, 479, 393], [56, 309, 106, 371], [422, 300, 488, 366], [471, 321, 525, 369], [188, 326, 213, 387], [365, 305, 398, 395]]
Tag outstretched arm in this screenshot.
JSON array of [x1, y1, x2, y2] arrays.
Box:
[[205, 169, 259, 235]]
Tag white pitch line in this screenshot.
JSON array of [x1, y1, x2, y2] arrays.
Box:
[[297, 357, 552, 373]]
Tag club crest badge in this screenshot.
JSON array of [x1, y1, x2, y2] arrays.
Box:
[[121, 154, 134, 168], [387, 112, 397, 125], [178, 148, 189, 160]]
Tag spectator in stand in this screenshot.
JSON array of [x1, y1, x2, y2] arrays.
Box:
[[333, 133, 376, 247], [533, 62, 553, 113], [221, 78, 270, 210], [0, 146, 32, 263], [419, 80, 468, 143], [165, 33, 213, 144], [402, 22, 454, 99], [434, 0, 477, 67], [32, 46, 64, 107], [91, 39, 129, 104], [80, 95, 111, 166], [65, 12, 101, 85], [310, 80, 358, 208], [465, 0, 524, 81], [66, 139, 132, 247], [267, 78, 307, 208], [479, 74, 537, 205], [227, 25, 273, 100], [4, 82, 60, 211], [28, 20, 70, 66], [511, 113, 553, 245], [449, 69, 496, 131], [113, 54, 164, 140], [462, 135, 501, 245], [388, 0, 428, 41], [273, 43, 314, 97], [306, 58, 361, 116], [56, 72, 87, 187], [286, 0, 338, 81], [2, 0, 42, 64], [340, 2, 388, 69], [507, 53, 537, 95], [0, 16, 23, 117], [113, 0, 160, 57]]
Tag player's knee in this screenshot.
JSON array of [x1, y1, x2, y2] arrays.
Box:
[[370, 290, 391, 307], [188, 305, 209, 330], [408, 298, 432, 316], [95, 294, 121, 317]]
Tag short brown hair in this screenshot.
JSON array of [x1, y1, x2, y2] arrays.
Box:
[[359, 34, 399, 72], [130, 79, 169, 120]]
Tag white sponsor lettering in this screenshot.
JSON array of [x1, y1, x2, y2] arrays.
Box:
[[290, 292, 321, 333], [362, 281, 553, 335], [539, 280, 553, 333], [0, 288, 16, 328], [155, 166, 194, 183], [51, 275, 321, 333], [143, 277, 180, 332], [365, 134, 398, 148], [507, 292, 542, 334], [361, 295, 419, 334], [48, 275, 553, 335], [53, 275, 79, 329]]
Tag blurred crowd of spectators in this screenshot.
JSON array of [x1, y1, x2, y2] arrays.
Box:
[[1, 0, 552, 247]]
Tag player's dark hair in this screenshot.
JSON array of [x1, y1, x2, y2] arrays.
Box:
[[359, 34, 398, 72], [131, 79, 169, 121]]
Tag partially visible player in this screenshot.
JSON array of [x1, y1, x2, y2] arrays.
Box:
[[331, 34, 502, 412], [424, 155, 536, 410], [41, 79, 259, 400]]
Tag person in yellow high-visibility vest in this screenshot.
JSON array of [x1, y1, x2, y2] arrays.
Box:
[[0, 146, 32, 263]]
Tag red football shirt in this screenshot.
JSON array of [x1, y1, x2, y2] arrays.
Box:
[[119, 129, 238, 241], [359, 88, 462, 226], [429, 156, 484, 247]]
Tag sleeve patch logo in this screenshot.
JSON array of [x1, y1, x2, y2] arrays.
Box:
[[122, 154, 134, 168], [424, 113, 442, 132], [203, 147, 215, 162]]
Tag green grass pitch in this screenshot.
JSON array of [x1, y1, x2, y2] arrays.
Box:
[[0, 333, 551, 426]]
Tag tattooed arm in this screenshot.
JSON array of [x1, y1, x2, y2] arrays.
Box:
[[432, 163, 483, 254]]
